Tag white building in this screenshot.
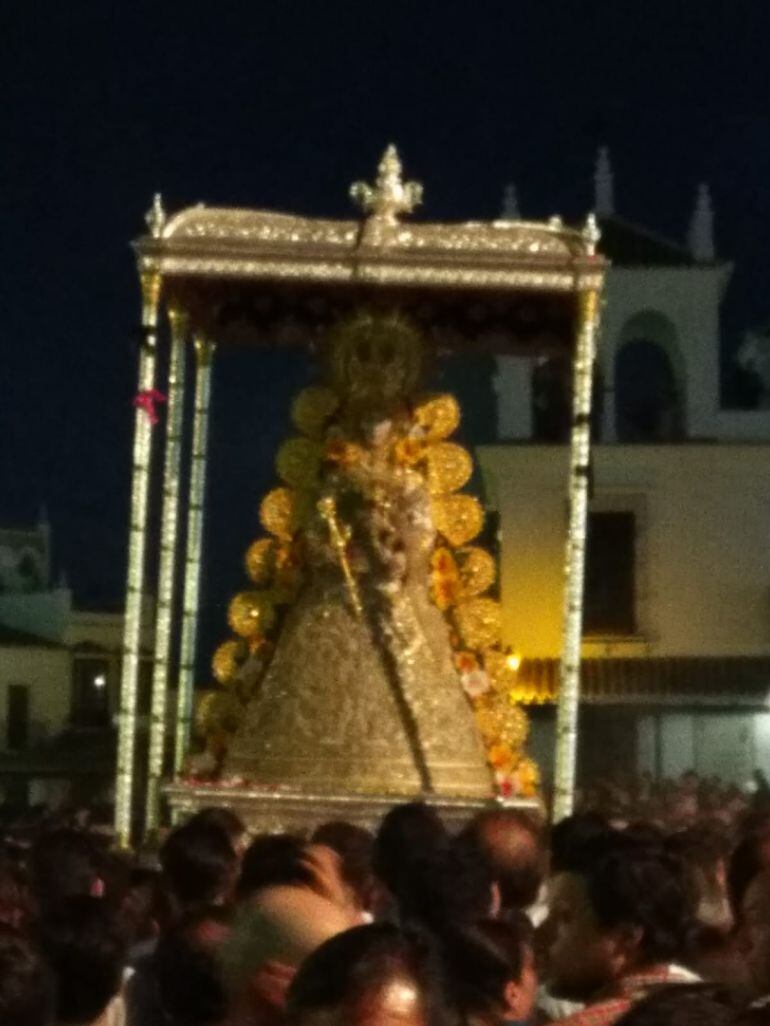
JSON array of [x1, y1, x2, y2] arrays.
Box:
[[0, 513, 154, 808], [480, 149, 770, 788]]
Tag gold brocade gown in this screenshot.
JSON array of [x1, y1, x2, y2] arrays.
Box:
[[224, 475, 493, 799]]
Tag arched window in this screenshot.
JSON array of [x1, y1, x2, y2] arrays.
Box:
[[532, 357, 604, 442], [615, 312, 684, 443]]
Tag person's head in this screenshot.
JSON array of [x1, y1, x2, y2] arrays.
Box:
[[546, 832, 691, 1001], [161, 821, 239, 909], [188, 807, 248, 857], [312, 821, 376, 913], [156, 906, 233, 1026], [39, 896, 125, 1026], [287, 923, 457, 1026], [459, 810, 545, 912], [549, 813, 609, 875], [116, 867, 174, 949], [443, 916, 537, 1026], [29, 830, 102, 914], [737, 867, 770, 995], [223, 882, 360, 1002], [667, 826, 732, 932], [395, 836, 495, 933], [0, 925, 54, 1026], [374, 804, 448, 899], [613, 983, 750, 1026], [236, 834, 314, 901]]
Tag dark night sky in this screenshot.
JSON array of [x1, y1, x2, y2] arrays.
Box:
[[2, 2, 770, 664]]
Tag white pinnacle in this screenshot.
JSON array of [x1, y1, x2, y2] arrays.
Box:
[[594, 146, 614, 217], [688, 182, 715, 262], [501, 182, 520, 219]]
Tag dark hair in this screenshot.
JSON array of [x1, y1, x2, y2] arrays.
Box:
[[156, 906, 232, 1026], [39, 895, 125, 1025], [187, 806, 246, 846], [550, 812, 609, 874], [29, 829, 100, 913], [614, 983, 751, 1026], [0, 925, 54, 1026], [236, 833, 313, 900], [161, 821, 238, 907], [441, 917, 528, 1021], [577, 832, 692, 964], [373, 802, 448, 896], [459, 809, 545, 910], [395, 836, 494, 932], [117, 867, 174, 947], [312, 821, 375, 907], [287, 922, 457, 1026]]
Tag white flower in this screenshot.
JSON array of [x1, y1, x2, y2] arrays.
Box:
[[461, 668, 491, 699]]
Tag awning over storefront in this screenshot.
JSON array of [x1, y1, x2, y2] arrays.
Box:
[[514, 657, 770, 707]]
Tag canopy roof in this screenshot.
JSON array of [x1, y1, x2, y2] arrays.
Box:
[[133, 147, 606, 354]]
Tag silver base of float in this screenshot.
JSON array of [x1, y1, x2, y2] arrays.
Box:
[[164, 781, 541, 834]]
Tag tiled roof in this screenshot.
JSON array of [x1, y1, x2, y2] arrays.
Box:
[[514, 657, 770, 707]]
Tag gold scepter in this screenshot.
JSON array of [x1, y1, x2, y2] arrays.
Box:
[[318, 495, 363, 619]]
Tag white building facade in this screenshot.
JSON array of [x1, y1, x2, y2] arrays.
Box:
[[0, 514, 154, 807], [480, 152, 770, 788]]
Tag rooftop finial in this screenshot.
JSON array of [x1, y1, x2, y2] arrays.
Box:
[[594, 146, 614, 217], [582, 212, 601, 257], [501, 182, 521, 220], [350, 145, 423, 221], [688, 182, 715, 262], [145, 193, 166, 238]]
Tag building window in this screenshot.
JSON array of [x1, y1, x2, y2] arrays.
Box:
[[71, 658, 110, 728], [583, 511, 636, 635], [7, 684, 30, 750]]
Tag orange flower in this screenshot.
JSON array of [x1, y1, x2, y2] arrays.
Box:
[[430, 547, 462, 609], [431, 547, 456, 573], [325, 439, 364, 467], [488, 742, 515, 771], [454, 651, 479, 674], [393, 436, 425, 467]]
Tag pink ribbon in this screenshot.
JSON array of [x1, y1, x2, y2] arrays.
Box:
[[133, 388, 167, 425]]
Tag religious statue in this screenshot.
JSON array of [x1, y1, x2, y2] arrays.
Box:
[[194, 307, 537, 802]]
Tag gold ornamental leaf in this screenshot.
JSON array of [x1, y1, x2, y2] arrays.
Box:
[[291, 386, 339, 438], [260, 487, 303, 540], [454, 597, 502, 650], [211, 639, 248, 686], [196, 691, 242, 736], [457, 546, 496, 597], [227, 591, 276, 640], [474, 694, 530, 751], [425, 442, 473, 495], [431, 494, 484, 547], [276, 438, 323, 490], [483, 648, 517, 691], [413, 393, 460, 441], [244, 538, 275, 586]]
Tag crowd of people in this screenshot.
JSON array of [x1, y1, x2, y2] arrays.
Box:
[[1, 782, 769, 1026]]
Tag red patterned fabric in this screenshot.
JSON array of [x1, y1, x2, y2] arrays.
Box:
[[551, 966, 694, 1026]]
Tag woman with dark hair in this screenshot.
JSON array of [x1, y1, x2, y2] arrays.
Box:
[[441, 916, 537, 1026]]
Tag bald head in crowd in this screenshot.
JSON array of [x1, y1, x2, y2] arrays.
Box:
[[459, 810, 545, 914]]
